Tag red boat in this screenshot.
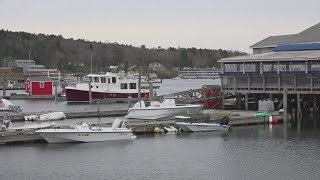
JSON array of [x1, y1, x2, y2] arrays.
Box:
[[65, 73, 150, 103]]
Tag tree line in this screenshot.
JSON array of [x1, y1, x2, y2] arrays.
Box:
[[0, 29, 247, 73]]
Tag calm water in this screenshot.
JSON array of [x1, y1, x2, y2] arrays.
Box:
[[1, 79, 320, 179], [0, 124, 319, 180]]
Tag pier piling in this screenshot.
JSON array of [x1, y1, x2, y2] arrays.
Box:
[[245, 93, 248, 111], [297, 94, 302, 128], [283, 90, 288, 122]]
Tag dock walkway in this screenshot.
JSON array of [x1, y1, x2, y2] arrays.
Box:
[[0, 110, 128, 122]]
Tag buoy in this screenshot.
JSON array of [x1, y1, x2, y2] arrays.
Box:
[[154, 127, 161, 133], [272, 117, 278, 124]]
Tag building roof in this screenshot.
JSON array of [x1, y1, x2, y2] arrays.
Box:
[[250, 22, 320, 48], [250, 34, 298, 48], [218, 50, 320, 63]]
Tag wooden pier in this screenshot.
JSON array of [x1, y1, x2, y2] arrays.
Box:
[[218, 50, 320, 128], [1, 110, 128, 122]]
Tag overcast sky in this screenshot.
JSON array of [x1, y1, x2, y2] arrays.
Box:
[[0, 0, 319, 52]]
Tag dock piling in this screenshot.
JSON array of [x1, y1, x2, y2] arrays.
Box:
[[297, 94, 302, 128], [245, 93, 248, 111], [283, 89, 288, 122]]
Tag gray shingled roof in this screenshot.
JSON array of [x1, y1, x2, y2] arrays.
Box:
[[218, 50, 320, 63], [250, 22, 320, 48]]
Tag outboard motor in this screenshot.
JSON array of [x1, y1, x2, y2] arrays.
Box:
[[220, 116, 229, 125]]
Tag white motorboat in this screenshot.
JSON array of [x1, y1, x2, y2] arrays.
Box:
[[125, 99, 202, 120], [36, 119, 136, 143], [176, 122, 230, 132], [24, 112, 66, 121], [0, 99, 22, 113], [0, 117, 55, 144]]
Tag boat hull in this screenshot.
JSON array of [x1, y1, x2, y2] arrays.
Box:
[[66, 88, 149, 103], [176, 122, 230, 132], [125, 105, 202, 120], [0, 130, 44, 144], [38, 131, 135, 143]]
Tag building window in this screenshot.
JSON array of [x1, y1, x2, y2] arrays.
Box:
[[129, 83, 137, 89], [120, 83, 128, 89], [101, 77, 106, 83], [112, 77, 116, 83], [40, 82, 44, 88]]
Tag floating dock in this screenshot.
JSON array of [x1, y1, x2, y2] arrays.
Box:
[[0, 110, 128, 122]]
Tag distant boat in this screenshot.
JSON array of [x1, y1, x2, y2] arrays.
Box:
[[0, 117, 55, 144], [175, 115, 230, 132], [176, 122, 230, 132], [24, 112, 66, 121], [0, 99, 22, 113], [36, 119, 136, 143], [125, 99, 202, 120], [172, 77, 182, 80]]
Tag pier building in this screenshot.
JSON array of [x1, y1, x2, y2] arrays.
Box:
[[219, 43, 320, 126]]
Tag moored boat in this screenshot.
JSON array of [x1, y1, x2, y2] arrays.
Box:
[[36, 119, 136, 143], [175, 115, 231, 132], [65, 72, 150, 103], [24, 112, 66, 121], [176, 122, 230, 132], [125, 99, 203, 120], [0, 117, 55, 144], [0, 99, 22, 113]]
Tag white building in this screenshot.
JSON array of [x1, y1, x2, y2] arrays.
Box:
[[149, 62, 165, 71], [178, 67, 220, 79], [15, 60, 35, 68]]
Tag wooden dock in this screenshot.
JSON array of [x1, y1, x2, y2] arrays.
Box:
[[1, 110, 128, 122]]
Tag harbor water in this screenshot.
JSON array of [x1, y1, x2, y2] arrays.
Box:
[[1, 79, 320, 179], [1, 124, 320, 180]]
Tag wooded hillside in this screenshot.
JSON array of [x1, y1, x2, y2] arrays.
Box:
[[0, 29, 246, 73]]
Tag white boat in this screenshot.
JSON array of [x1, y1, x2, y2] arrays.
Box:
[[24, 112, 66, 121], [0, 99, 22, 113], [125, 99, 203, 120], [36, 119, 136, 143], [65, 72, 150, 103], [0, 117, 55, 144], [176, 122, 230, 132], [172, 77, 182, 80]]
